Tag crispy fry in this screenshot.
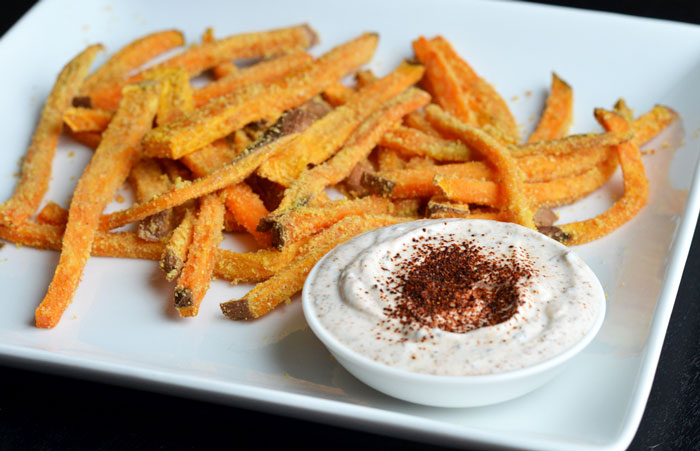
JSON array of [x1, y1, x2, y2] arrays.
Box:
[[100, 133, 299, 231], [403, 110, 442, 137], [220, 215, 407, 320], [181, 138, 240, 178], [202, 27, 238, 80], [193, 51, 314, 107], [355, 69, 378, 87], [256, 59, 425, 185], [36, 201, 68, 225], [430, 36, 519, 142], [36, 81, 159, 328], [426, 197, 471, 219], [613, 98, 634, 122], [129, 158, 174, 241], [0, 219, 293, 285], [425, 105, 535, 228], [380, 126, 471, 161], [63, 107, 113, 133], [161, 206, 196, 281], [68, 130, 102, 149], [89, 24, 318, 110], [413, 37, 475, 127], [80, 30, 184, 96], [274, 88, 430, 212], [142, 33, 377, 159], [544, 109, 649, 245], [435, 153, 618, 208], [512, 130, 632, 157], [528, 73, 573, 142], [174, 193, 225, 317], [0, 44, 102, 226], [376, 147, 408, 171], [271, 196, 395, 248], [222, 183, 272, 247], [322, 82, 354, 106], [631, 104, 678, 148]]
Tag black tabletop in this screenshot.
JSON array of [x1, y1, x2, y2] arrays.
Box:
[[1, 1, 699, 450]]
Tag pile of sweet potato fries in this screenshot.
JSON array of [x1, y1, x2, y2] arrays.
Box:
[[0, 24, 677, 328]]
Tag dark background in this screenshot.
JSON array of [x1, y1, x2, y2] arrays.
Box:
[[1, 1, 698, 450]]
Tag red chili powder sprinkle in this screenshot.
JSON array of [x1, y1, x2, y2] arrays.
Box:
[[380, 239, 535, 335]]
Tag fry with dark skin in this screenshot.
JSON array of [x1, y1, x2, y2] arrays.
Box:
[[220, 215, 407, 320], [142, 33, 377, 159], [174, 193, 225, 317]]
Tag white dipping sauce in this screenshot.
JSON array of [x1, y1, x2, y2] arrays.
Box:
[[305, 219, 603, 376]]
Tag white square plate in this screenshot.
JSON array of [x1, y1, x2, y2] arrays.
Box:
[[1, 1, 700, 450]]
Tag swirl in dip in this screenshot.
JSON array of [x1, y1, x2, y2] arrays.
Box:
[[305, 219, 603, 376]]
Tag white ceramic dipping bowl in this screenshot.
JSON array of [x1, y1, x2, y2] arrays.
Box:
[[302, 219, 606, 408]]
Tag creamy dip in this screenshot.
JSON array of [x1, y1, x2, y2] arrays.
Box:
[[305, 219, 604, 376]]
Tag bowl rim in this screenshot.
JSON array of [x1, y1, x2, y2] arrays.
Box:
[[301, 218, 607, 385]]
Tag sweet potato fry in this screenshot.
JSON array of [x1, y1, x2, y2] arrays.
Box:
[[0, 44, 102, 226], [160, 206, 196, 281], [89, 24, 318, 110], [321, 82, 354, 106], [544, 109, 649, 245], [274, 88, 430, 212], [174, 193, 225, 317], [379, 126, 471, 161], [222, 183, 272, 247], [435, 153, 618, 208], [36, 81, 160, 328], [129, 158, 174, 241], [403, 110, 442, 137], [63, 107, 113, 133], [528, 73, 573, 142], [426, 197, 471, 219], [256, 59, 426, 185], [100, 133, 299, 231], [413, 37, 475, 127], [193, 50, 314, 107], [512, 130, 632, 158], [142, 32, 377, 159], [36, 201, 68, 225], [80, 29, 184, 96], [613, 98, 634, 121], [375, 147, 408, 171], [202, 27, 238, 80], [68, 130, 102, 149], [425, 105, 535, 228], [220, 215, 407, 320], [631, 104, 678, 148], [0, 219, 296, 285], [181, 138, 240, 178], [271, 196, 395, 248]]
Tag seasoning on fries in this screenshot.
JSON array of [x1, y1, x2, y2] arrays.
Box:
[[0, 26, 679, 327]]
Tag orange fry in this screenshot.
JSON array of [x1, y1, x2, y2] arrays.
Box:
[[0, 44, 102, 226], [271, 196, 395, 248], [425, 105, 534, 228], [36, 81, 159, 328], [80, 29, 184, 96], [512, 131, 632, 157], [275, 87, 431, 212], [36, 201, 69, 225], [546, 109, 649, 245], [100, 133, 298, 231], [631, 104, 678, 148], [435, 153, 618, 208], [257, 59, 425, 185], [220, 215, 406, 320], [379, 126, 471, 161], [174, 193, 225, 317], [202, 27, 238, 80], [222, 183, 272, 247], [63, 107, 113, 133], [193, 50, 314, 107], [0, 219, 294, 285], [129, 158, 174, 241], [161, 206, 196, 281], [89, 24, 318, 110], [528, 72, 573, 142], [142, 32, 377, 159]]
